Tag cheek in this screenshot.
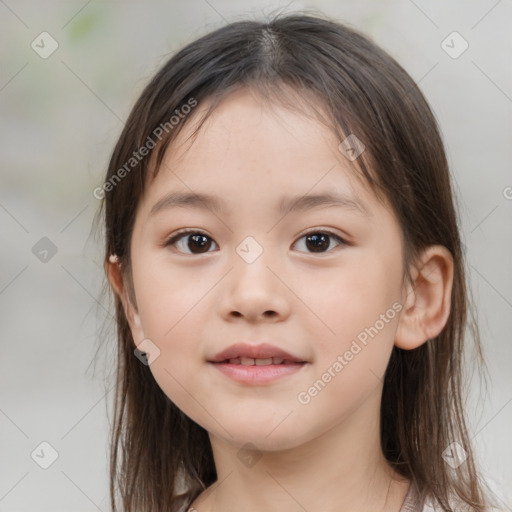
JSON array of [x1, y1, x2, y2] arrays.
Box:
[[130, 259, 216, 408], [301, 253, 402, 347], [132, 253, 212, 339], [295, 275, 399, 426], [298, 254, 402, 407], [135, 295, 209, 416]]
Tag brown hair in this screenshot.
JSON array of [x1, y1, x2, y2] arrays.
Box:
[[93, 11, 493, 512]]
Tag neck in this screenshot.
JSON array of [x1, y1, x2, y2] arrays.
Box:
[[191, 388, 410, 512]]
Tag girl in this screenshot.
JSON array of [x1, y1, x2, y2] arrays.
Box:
[[96, 12, 495, 512]]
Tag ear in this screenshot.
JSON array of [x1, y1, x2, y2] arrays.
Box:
[[394, 245, 454, 350], [105, 258, 145, 344]]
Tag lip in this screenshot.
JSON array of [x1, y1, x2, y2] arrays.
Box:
[[209, 342, 306, 363], [208, 342, 308, 385]]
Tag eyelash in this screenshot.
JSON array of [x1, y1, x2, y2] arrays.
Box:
[[164, 228, 348, 255]]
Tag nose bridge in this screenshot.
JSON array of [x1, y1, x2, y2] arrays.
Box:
[[232, 234, 276, 291], [235, 235, 266, 266], [221, 234, 289, 320]]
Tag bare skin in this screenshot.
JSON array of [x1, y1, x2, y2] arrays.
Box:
[[108, 88, 454, 512]]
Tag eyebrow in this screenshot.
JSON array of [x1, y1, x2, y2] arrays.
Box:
[[149, 190, 369, 217]]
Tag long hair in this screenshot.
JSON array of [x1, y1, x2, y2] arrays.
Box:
[[93, 12, 491, 511]]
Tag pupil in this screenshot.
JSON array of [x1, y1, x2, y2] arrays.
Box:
[[306, 233, 329, 252], [189, 234, 211, 253]]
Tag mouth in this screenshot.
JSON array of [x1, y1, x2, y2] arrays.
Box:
[[208, 343, 308, 385], [208, 342, 307, 365], [213, 357, 305, 366]]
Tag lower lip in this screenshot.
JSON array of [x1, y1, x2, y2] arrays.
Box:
[[209, 362, 307, 385]]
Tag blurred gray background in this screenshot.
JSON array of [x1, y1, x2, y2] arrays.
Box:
[[1, 0, 511, 510]]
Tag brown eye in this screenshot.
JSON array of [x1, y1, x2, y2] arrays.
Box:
[[165, 231, 218, 254], [293, 231, 346, 253]]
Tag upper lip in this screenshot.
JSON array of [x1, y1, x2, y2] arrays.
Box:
[[209, 342, 306, 363]]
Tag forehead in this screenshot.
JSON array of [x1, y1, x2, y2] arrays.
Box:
[[151, 89, 373, 197], [168, 88, 341, 161], [130, 88, 400, 237]]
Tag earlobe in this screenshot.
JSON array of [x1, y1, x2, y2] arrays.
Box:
[[106, 258, 124, 298], [124, 301, 145, 343], [394, 245, 454, 350], [106, 258, 145, 343]]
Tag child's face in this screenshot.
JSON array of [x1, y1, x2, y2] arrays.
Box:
[[125, 89, 407, 450]]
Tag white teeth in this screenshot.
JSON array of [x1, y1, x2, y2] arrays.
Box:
[[255, 358, 273, 366], [228, 357, 288, 365]]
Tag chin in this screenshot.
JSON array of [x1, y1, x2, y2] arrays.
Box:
[[207, 415, 312, 452]]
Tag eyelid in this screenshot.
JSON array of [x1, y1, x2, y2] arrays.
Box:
[[291, 228, 349, 253], [164, 228, 217, 254], [296, 227, 350, 245]]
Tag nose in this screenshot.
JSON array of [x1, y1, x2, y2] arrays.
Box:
[[218, 247, 291, 323]]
